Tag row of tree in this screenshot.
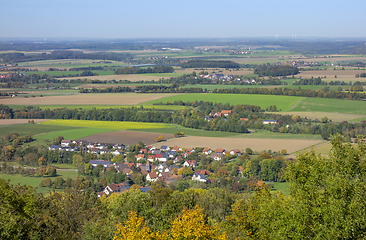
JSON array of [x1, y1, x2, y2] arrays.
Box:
[[114, 65, 174, 74]]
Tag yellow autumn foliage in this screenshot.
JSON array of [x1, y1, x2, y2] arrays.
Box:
[[114, 206, 228, 240]]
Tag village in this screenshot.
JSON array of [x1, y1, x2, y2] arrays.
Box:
[[49, 138, 250, 198]]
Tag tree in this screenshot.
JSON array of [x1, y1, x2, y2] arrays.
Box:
[[178, 167, 193, 177], [155, 135, 164, 142], [38, 157, 46, 166], [40, 178, 52, 187], [171, 205, 228, 240], [84, 163, 93, 175], [291, 115, 300, 122], [321, 116, 328, 123], [280, 149, 287, 155], [245, 147, 253, 155]]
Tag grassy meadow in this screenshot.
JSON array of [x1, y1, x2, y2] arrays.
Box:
[[0, 124, 79, 138], [38, 119, 179, 130], [289, 98, 366, 115], [144, 93, 305, 111]]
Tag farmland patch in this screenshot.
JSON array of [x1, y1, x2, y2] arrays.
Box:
[[77, 130, 174, 145], [157, 136, 324, 154], [0, 93, 180, 106]]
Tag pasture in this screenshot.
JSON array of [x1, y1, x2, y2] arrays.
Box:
[[298, 69, 366, 82], [37, 119, 178, 130], [289, 98, 366, 115], [0, 124, 79, 138], [0, 93, 179, 106], [281, 111, 366, 122], [34, 128, 118, 141], [144, 93, 304, 111]]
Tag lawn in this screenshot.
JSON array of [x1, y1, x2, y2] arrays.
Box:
[[0, 170, 81, 194], [34, 128, 118, 141], [38, 119, 179, 130], [144, 93, 304, 111], [289, 98, 366, 115], [272, 182, 289, 195], [0, 124, 79, 137]]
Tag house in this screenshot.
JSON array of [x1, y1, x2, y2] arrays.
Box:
[[262, 120, 278, 125], [115, 162, 131, 173], [192, 173, 209, 182], [89, 147, 100, 154], [215, 148, 226, 154], [202, 148, 212, 155], [174, 156, 183, 163], [158, 172, 171, 178], [183, 160, 196, 168], [166, 151, 176, 158], [60, 140, 72, 147], [230, 149, 241, 155], [195, 169, 211, 176], [112, 149, 124, 156], [160, 145, 170, 151], [135, 154, 146, 161], [147, 145, 156, 151], [212, 153, 223, 161], [158, 153, 169, 162], [220, 110, 232, 116], [147, 155, 155, 162], [89, 160, 113, 168], [240, 118, 249, 121], [146, 172, 158, 182], [156, 163, 168, 172], [49, 145, 61, 150], [139, 149, 147, 154], [171, 146, 182, 152], [186, 148, 195, 153], [103, 182, 130, 196]]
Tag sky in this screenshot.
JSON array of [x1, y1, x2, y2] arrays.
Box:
[[2, 0, 366, 39]]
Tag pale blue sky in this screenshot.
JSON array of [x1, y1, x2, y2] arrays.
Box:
[[2, 0, 366, 39]]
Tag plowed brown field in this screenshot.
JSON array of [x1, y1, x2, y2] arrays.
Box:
[[0, 93, 179, 105], [158, 136, 324, 153]]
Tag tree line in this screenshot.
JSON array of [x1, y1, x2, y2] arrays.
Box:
[[114, 65, 174, 75], [254, 65, 299, 77], [180, 60, 240, 69]]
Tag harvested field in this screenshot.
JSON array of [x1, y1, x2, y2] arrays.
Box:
[[282, 111, 366, 122], [157, 136, 324, 153], [298, 70, 365, 79], [77, 84, 137, 89], [60, 74, 168, 82], [304, 57, 366, 63], [0, 93, 180, 105], [0, 119, 50, 125], [78, 130, 174, 145]]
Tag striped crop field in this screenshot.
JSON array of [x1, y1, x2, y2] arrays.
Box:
[[38, 119, 178, 130]]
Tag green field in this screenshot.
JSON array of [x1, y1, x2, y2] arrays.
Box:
[[133, 127, 242, 138], [289, 98, 366, 115], [0, 124, 79, 137], [0, 171, 81, 194], [236, 130, 323, 140], [144, 93, 304, 111], [34, 128, 117, 141], [38, 119, 179, 130]]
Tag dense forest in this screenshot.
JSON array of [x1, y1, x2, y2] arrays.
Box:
[[254, 65, 299, 77], [114, 65, 174, 74]]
